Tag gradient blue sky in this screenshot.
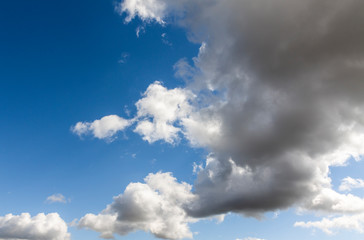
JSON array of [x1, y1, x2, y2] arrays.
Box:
[[1, 1, 364, 240]]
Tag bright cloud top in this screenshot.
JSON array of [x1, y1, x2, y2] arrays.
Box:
[[0, 213, 70, 240], [75, 0, 364, 239]]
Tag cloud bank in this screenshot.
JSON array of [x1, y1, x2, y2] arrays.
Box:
[[75, 0, 364, 238], [0, 213, 70, 240]]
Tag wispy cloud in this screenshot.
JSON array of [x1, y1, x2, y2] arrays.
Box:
[[339, 177, 364, 192], [46, 193, 69, 204], [118, 52, 129, 64]]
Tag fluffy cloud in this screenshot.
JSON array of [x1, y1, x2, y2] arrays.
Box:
[[0, 213, 70, 240], [46, 193, 67, 203], [72, 115, 131, 141], [76, 0, 364, 238], [118, 0, 167, 23], [79, 172, 197, 239], [295, 213, 364, 234], [134, 81, 194, 144], [339, 177, 364, 192]]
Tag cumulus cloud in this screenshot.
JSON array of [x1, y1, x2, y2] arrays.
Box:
[[79, 172, 197, 239], [339, 177, 364, 192], [72, 115, 131, 141], [120, 0, 364, 216], [76, 0, 364, 238], [295, 213, 364, 234], [46, 193, 68, 204], [0, 213, 70, 240], [134, 81, 194, 144]]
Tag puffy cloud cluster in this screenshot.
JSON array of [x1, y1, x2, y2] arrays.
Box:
[[0, 213, 70, 240], [76, 0, 364, 238], [78, 172, 196, 239]]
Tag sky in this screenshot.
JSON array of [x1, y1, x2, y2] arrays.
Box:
[[1, 0, 364, 240]]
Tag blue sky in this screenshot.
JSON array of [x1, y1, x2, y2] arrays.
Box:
[[1, 0, 364, 240]]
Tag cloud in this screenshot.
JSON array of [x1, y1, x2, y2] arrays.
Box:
[[76, 0, 364, 238], [0, 213, 70, 240], [72, 115, 131, 141], [118, 0, 167, 24], [119, 0, 364, 218], [134, 81, 194, 144], [79, 172, 197, 239], [237, 238, 265, 240], [135, 25, 145, 38], [295, 213, 364, 234], [161, 33, 172, 46], [46, 193, 68, 204], [339, 177, 364, 192], [118, 52, 129, 64]]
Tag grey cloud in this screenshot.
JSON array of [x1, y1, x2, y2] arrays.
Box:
[[79, 0, 364, 238], [170, 0, 364, 217]]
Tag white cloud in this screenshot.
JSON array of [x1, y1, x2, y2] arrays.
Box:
[[72, 115, 131, 141], [79, 172, 197, 240], [0, 213, 70, 240], [134, 81, 194, 144], [237, 238, 265, 240], [303, 188, 364, 214], [339, 177, 364, 192], [295, 213, 364, 234], [135, 25, 145, 38], [46, 193, 68, 204], [119, 0, 167, 24]]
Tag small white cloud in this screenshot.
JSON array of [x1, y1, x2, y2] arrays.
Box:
[[294, 213, 364, 234], [236, 237, 266, 240], [135, 25, 145, 38], [192, 162, 203, 174], [119, 0, 166, 24], [134, 81, 194, 144], [161, 33, 172, 46], [46, 193, 68, 204], [0, 212, 70, 240], [339, 177, 364, 192], [72, 115, 132, 141]]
